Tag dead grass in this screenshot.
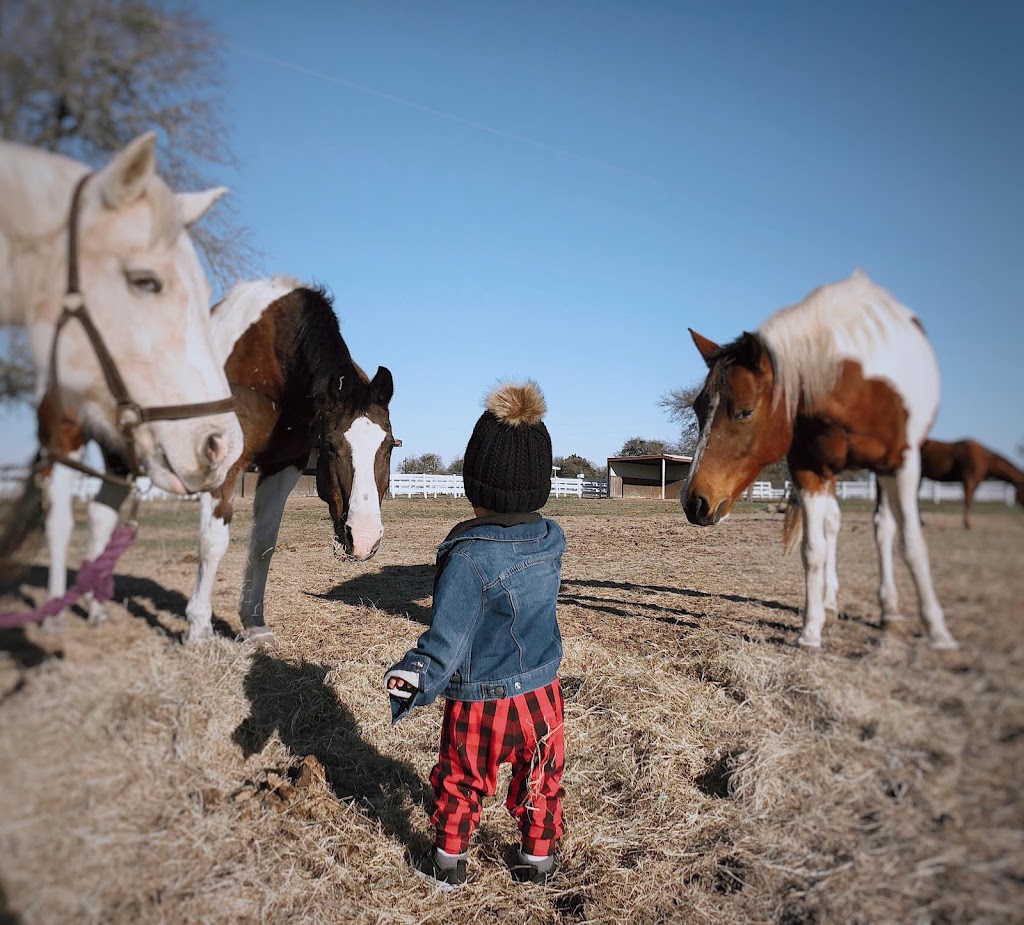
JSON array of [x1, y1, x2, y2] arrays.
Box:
[[0, 497, 1022, 924]]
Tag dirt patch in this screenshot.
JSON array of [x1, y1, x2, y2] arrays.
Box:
[[0, 497, 1021, 923]]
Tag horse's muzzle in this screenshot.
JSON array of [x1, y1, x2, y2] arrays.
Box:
[[682, 492, 728, 526]]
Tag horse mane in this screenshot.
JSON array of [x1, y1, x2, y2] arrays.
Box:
[[758, 270, 922, 418], [287, 284, 372, 411]]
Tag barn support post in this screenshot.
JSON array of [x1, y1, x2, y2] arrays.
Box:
[[661, 458, 666, 500]]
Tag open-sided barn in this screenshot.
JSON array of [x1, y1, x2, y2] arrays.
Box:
[[606, 454, 693, 500]]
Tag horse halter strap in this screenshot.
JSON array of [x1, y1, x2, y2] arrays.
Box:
[[44, 173, 236, 472]]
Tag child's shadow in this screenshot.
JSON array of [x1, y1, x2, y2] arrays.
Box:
[[232, 650, 430, 852]]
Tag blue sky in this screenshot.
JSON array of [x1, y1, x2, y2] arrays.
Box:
[[4, 1, 1022, 469]]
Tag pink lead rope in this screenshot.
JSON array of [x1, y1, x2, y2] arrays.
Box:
[[0, 524, 137, 629]]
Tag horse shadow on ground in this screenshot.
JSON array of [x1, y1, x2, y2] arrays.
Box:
[[0, 879, 22, 925], [558, 578, 881, 647], [233, 649, 430, 854], [308, 564, 435, 626], [1, 565, 236, 647]]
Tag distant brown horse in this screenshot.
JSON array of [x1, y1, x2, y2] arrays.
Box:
[[920, 438, 1024, 529], [682, 271, 957, 651]]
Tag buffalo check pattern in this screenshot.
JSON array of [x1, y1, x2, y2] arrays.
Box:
[[430, 679, 565, 856]]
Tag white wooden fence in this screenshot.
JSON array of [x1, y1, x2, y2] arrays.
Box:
[[1, 466, 1016, 508], [388, 473, 590, 499], [744, 477, 1017, 505]]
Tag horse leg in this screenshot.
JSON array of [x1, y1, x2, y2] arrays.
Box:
[[82, 478, 132, 624], [823, 492, 841, 618], [41, 455, 80, 633], [185, 489, 233, 644], [796, 490, 830, 648], [962, 479, 976, 530], [874, 477, 904, 627], [890, 463, 957, 649], [237, 465, 301, 642]]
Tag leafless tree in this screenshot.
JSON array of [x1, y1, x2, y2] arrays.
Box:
[[658, 383, 702, 454], [0, 0, 259, 288]]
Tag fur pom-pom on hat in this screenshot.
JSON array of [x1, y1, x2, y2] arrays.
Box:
[[463, 380, 553, 513], [486, 380, 547, 427]]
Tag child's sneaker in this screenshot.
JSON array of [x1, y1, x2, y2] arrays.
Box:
[[510, 850, 559, 884], [413, 848, 468, 891]]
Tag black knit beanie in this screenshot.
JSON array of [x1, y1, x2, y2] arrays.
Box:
[[463, 380, 552, 513]]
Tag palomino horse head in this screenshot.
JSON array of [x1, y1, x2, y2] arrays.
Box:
[[316, 366, 397, 560], [681, 329, 793, 525], [22, 133, 242, 493]]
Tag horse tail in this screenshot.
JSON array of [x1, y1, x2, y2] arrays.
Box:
[[0, 462, 45, 588], [783, 492, 803, 553]]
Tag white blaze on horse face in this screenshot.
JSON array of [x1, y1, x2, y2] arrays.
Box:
[[680, 391, 719, 505], [343, 416, 387, 559], [0, 136, 240, 495]]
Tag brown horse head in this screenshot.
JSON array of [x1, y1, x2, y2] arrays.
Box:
[[681, 328, 793, 525], [316, 365, 397, 560]]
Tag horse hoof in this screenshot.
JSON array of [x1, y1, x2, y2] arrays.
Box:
[[40, 613, 66, 634], [796, 636, 822, 650], [185, 626, 214, 646], [934, 647, 969, 671], [244, 629, 277, 648], [86, 604, 109, 626]]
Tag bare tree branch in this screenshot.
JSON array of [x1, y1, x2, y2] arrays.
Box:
[[0, 0, 260, 288]]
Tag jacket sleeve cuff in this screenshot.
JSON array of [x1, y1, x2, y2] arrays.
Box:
[[385, 653, 436, 724]]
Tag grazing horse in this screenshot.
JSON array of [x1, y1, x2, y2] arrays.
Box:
[[0, 133, 241, 496], [41, 277, 397, 637], [184, 277, 396, 643], [681, 271, 957, 651], [920, 438, 1024, 529]]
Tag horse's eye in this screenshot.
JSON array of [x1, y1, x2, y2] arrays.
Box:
[[734, 409, 754, 422], [126, 270, 163, 294]]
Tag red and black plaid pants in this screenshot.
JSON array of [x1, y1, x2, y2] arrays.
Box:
[[430, 678, 565, 856]]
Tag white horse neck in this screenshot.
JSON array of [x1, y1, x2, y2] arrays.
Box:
[[0, 140, 84, 327]]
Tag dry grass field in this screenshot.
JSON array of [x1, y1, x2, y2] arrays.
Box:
[[0, 496, 1021, 925]]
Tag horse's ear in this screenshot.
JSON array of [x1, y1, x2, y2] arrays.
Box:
[[97, 132, 157, 210], [689, 329, 720, 365], [177, 187, 228, 226], [371, 366, 394, 406], [735, 332, 768, 370]]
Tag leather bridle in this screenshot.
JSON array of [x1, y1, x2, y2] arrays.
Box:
[[41, 173, 236, 483]]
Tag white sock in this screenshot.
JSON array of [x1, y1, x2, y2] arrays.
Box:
[[520, 850, 553, 871], [435, 847, 468, 869]]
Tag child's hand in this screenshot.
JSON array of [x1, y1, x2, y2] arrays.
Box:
[[384, 668, 419, 700]]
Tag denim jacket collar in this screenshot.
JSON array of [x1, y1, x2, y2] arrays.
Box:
[[442, 511, 542, 544]]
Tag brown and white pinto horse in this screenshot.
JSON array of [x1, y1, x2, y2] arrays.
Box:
[[682, 271, 957, 650], [920, 438, 1024, 529], [40, 277, 396, 636], [185, 277, 396, 643]]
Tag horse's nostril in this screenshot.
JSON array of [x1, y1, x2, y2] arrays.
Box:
[[203, 431, 227, 466]]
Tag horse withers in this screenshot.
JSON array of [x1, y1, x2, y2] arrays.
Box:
[[0, 133, 241, 495], [185, 277, 397, 644], [681, 271, 957, 652]]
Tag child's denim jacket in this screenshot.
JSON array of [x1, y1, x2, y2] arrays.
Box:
[[386, 512, 565, 724]]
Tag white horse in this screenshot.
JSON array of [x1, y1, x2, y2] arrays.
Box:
[[0, 133, 242, 495]]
